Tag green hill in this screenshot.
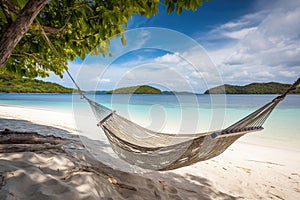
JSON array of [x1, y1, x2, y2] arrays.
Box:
[[204, 82, 300, 94], [0, 74, 74, 93], [107, 85, 162, 94]]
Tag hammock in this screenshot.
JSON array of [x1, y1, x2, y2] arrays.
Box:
[[38, 22, 300, 170], [83, 79, 299, 170]]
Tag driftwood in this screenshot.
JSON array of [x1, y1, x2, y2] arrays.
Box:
[[0, 129, 66, 153]]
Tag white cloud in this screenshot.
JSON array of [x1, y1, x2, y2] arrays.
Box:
[[101, 78, 111, 83], [224, 51, 253, 65], [154, 52, 181, 63], [256, 71, 274, 78], [205, 0, 300, 85], [91, 77, 111, 83], [223, 27, 257, 40], [133, 30, 151, 49], [205, 11, 267, 42], [279, 70, 297, 78], [219, 21, 246, 29]]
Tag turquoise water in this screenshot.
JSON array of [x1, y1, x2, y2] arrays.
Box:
[[0, 93, 299, 147]]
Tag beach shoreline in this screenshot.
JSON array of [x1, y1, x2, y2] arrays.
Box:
[[0, 104, 299, 199]]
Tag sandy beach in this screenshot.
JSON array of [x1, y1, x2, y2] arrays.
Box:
[[0, 104, 299, 199]]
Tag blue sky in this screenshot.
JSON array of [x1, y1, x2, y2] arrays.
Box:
[[46, 0, 300, 93]]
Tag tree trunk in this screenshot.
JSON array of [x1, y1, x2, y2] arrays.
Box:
[[0, 0, 48, 69]]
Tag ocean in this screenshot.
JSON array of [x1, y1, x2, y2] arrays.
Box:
[[0, 93, 299, 148]]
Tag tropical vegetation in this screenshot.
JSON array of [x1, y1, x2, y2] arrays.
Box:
[[0, 74, 73, 93]]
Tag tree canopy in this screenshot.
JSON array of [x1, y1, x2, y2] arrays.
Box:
[[0, 0, 207, 78]]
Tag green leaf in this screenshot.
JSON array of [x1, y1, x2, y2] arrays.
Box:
[[176, 5, 183, 15], [167, 3, 175, 14], [121, 34, 126, 46]]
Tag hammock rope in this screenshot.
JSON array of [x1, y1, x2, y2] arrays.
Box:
[[38, 21, 300, 170]]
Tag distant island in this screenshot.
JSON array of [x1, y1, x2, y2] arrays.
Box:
[[0, 74, 74, 93], [107, 85, 162, 94], [205, 82, 300, 94], [106, 85, 198, 94]]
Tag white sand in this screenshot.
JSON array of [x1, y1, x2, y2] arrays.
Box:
[[0, 105, 299, 199]]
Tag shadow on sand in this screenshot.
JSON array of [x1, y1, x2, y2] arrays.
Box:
[[0, 117, 237, 200]]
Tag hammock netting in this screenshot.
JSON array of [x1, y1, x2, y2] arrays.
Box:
[[84, 78, 300, 171]]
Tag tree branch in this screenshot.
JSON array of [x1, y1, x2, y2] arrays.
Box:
[[38, 16, 70, 34], [0, 0, 12, 24], [0, 0, 48, 69], [23, 52, 46, 65], [42, 25, 66, 34], [0, 0, 19, 14]]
